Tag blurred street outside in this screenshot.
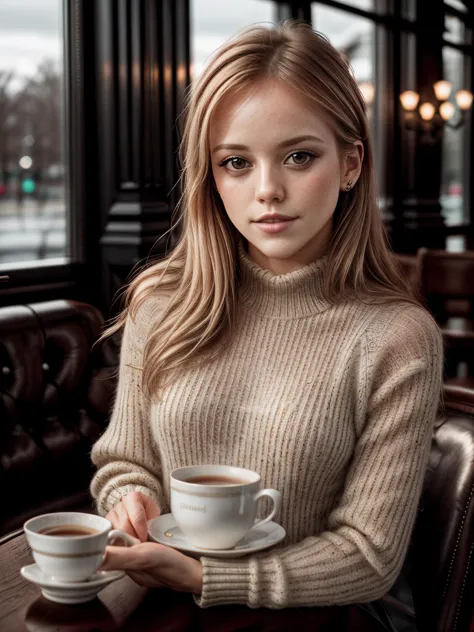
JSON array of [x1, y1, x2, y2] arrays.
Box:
[[0, 197, 66, 264]]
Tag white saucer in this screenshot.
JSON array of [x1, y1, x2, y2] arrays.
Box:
[[147, 513, 286, 558], [20, 563, 125, 604]]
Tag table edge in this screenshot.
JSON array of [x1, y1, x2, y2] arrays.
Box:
[[0, 528, 24, 547]]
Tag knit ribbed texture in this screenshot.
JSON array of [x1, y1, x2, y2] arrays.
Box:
[[90, 243, 443, 609]]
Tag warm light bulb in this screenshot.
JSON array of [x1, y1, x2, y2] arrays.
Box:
[[433, 80, 452, 101], [455, 89, 473, 110], [419, 102, 436, 121], [358, 81, 375, 104], [439, 101, 455, 121], [400, 90, 420, 111]]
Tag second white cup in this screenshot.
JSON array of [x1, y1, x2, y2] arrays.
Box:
[[170, 464, 281, 550]]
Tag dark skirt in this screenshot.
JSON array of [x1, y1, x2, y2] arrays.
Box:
[[196, 599, 401, 631]]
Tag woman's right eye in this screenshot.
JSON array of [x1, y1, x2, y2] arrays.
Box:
[[218, 157, 250, 171]]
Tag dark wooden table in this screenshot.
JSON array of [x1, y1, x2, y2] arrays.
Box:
[[0, 529, 391, 632]]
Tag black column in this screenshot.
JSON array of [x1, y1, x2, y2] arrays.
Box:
[[389, 0, 446, 253], [276, 2, 311, 22], [95, 0, 190, 314]]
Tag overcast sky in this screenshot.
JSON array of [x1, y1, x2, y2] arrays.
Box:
[[0, 0, 62, 85], [0, 0, 372, 91], [191, 0, 372, 79]]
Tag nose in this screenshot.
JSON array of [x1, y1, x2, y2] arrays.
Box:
[[255, 164, 284, 204]]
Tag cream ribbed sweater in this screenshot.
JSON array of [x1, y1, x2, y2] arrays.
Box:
[[90, 243, 443, 609]]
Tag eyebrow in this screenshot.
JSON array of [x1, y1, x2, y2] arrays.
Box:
[[211, 135, 325, 154]]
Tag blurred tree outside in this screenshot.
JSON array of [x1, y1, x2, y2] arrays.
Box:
[[0, 59, 62, 204], [0, 57, 66, 264]]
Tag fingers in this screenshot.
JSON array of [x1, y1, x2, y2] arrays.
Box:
[[116, 503, 144, 541], [122, 493, 149, 542], [106, 504, 141, 540], [106, 491, 161, 543], [106, 508, 136, 537], [105, 508, 119, 529], [101, 545, 137, 570], [100, 542, 202, 593], [101, 543, 154, 571], [142, 494, 161, 520]]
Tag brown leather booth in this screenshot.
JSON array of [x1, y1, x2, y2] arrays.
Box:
[[418, 249, 474, 382], [0, 300, 117, 535], [384, 384, 474, 632], [1, 300, 474, 630]]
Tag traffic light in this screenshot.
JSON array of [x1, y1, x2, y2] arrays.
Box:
[[21, 178, 36, 194]]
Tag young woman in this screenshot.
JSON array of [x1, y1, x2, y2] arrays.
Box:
[[90, 19, 443, 622]]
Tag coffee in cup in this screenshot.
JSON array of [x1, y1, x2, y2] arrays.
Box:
[[184, 475, 246, 485], [39, 525, 99, 537], [170, 464, 281, 550], [24, 512, 136, 582]]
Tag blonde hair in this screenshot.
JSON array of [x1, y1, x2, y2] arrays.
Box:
[[103, 19, 421, 400]]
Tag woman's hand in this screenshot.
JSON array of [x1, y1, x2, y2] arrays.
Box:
[[105, 491, 161, 542], [101, 542, 203, 594]]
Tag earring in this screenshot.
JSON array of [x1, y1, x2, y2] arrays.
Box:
[[345, 180, 353, 191]]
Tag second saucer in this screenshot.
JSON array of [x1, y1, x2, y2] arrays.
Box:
[[148, 513, 286, 558]]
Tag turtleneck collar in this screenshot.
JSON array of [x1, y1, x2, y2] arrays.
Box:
[[237, 240, 331, 319]]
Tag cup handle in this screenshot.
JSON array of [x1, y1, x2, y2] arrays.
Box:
[[252, 489, 281, 529], [107, 529, 140, 547]]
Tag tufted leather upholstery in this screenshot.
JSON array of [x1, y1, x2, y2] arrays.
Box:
[[0, 300, 117, 535], [384, 387, 474, 632], [410, 389, 474, 632]]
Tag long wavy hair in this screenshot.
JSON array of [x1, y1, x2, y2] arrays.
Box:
[[103, 19, 421, 401]]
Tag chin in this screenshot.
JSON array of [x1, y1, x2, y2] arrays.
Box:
[[248, 241, 305, 260]]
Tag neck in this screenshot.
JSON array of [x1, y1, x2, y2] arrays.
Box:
[[247, 242, 331, 275], [237, 240, 331, 319]]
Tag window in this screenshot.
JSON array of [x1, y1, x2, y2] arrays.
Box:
[[335, 0, 374, 10], [0, 0, 66, 266], [444, 13, 467, 45], [441, 0, 472, 248], [311, 3, 380, 181], [311, 4, 376, 113], [191, 0, 276, 80], [441, 47, 470, 232]]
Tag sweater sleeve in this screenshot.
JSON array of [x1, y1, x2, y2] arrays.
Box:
[[90, 297, 166, 516], [194, 305, 444, 609]]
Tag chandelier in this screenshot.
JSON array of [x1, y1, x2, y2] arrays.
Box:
[[400, 81, 473, 139]]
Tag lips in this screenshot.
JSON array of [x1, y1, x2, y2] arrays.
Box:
[[254, 215, 296, 223], [254, 218, 296, 233], [258, 219, 293, 223]]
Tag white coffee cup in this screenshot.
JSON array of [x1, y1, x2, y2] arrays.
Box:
[[170, 464, 281, 550], [24, 512, 137, 582]]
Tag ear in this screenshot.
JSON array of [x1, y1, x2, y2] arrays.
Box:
[[340, 141, 364, 191]]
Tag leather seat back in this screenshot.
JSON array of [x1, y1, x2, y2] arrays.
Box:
[[0, 300, 117, 534], [411, 389, 474, 631]]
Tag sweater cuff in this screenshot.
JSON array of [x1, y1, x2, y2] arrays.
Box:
[[97, 484, 160, 516], [193, 556, 260, 608]]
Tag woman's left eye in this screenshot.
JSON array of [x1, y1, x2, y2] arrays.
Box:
[[286, 151, 316, 166]]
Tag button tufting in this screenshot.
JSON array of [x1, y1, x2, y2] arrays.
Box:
[[42, 362, 50, 372], [1, 366, 11, 375]]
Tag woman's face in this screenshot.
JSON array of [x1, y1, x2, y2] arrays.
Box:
[[209, 79, 363, 274]]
